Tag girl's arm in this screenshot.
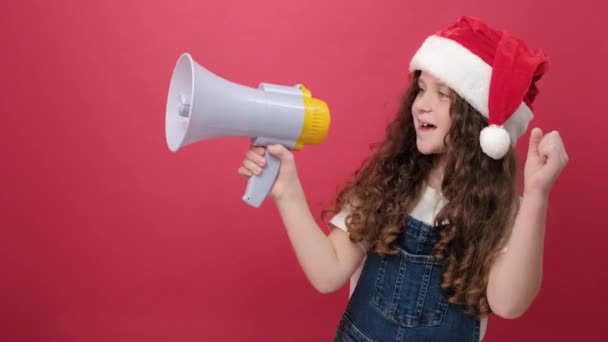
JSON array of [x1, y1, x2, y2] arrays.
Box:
[[487, 191, 547, 318], [274, 182, 366, 293], [487, 128, 568, 318], [239, 144, 366, 293]]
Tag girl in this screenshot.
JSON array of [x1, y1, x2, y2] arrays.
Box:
[[238, 16, 568, 341]]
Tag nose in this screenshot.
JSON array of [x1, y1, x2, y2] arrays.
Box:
[[413, 90, 432, 114]]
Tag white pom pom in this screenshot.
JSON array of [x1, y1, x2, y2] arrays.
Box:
[[479, 125, 511, 160]]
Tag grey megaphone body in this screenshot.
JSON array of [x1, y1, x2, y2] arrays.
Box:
[[165, 53, 331, 208]]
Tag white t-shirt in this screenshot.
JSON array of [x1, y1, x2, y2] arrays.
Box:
[[329, 185, 491, 341]]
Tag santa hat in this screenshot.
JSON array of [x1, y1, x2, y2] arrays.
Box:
[[409, 16, 549, 160]]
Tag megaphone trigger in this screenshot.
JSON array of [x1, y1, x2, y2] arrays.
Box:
[[242, 148, 281, 208]]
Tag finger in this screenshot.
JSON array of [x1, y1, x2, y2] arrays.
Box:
[[561, 146, 569, 165], [251, 146, 266, 156], [538, 133, 568, 173], [551, 132, 569, 164], [537, 131, 559, 157], [238, 166, 253, 178], [527, 127, 543, 158], [246, 149, 266, 167], [243, 158, 263, 175], [267, 144, 293, 162]]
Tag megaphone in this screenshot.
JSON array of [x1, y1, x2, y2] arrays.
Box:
[[165, 53, 331, 208]]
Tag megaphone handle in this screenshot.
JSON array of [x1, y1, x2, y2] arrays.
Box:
[[242, 149, 281, 208]]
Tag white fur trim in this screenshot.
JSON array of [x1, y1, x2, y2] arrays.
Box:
[[410, 35, 534, 146], [503, 102, 533, 146]]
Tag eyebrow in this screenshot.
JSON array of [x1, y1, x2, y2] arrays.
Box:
[[418, 77, 449, 89], [437, 82, 449, 89]]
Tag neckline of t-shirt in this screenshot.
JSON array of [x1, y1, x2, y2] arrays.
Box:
[[421, 183, 443, 201]]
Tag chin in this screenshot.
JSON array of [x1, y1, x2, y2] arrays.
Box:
[[416, 143, 436, 155], [416, 142, 445, 156]]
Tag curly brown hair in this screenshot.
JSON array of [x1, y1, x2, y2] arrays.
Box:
[[322, 71, 519, 317]]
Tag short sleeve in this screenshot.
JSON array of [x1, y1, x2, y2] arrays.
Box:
[[328, 206, 370, 252], [329, 208, 351, 232]]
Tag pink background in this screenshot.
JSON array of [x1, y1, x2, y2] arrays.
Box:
[[1, 0, 606, 340]]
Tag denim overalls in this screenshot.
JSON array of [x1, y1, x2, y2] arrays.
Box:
[[334, 216, 480, 342]]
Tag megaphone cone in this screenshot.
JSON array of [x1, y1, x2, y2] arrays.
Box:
[[165, 53, 331, 207]]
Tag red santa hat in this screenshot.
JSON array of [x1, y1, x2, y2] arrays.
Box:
[[410, 16, 550, 159]]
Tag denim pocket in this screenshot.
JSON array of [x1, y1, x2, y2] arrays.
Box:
[[370, 248, 448, 327]]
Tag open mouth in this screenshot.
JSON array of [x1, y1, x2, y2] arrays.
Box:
[[419, 122, 437, 131]]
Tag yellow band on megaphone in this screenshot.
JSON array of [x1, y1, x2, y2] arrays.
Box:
[[294, 85, 331, 151]]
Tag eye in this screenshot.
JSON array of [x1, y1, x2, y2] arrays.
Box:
[[438, 90, 449, 98]]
